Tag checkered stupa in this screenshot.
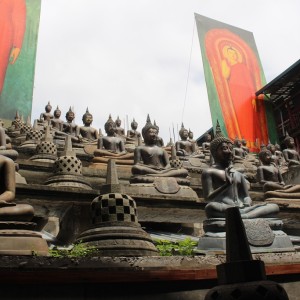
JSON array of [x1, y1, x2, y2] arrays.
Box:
[[76, 159, 158, 256]]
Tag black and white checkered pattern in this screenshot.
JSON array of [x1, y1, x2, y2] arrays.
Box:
[[91, 193, 137, 224]]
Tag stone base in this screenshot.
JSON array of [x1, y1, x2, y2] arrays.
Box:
[[124, 179, 199, 202], [0, 229, 49, 256], [45, 174, 92, 190], [76, 222, 158, 257], [197, 230, 294, 254]]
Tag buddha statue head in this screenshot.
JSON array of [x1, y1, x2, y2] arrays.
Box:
[[115, 116, 121, 127], [234, 137, 242, 148], [142, 115, 158, 143], [66, 107, 75, 122], [179, 123, 189, 140], [258, 149, 272, 165], [104, 114, 116, 136], [45, 101, 52, 113], [131, 119, 138, 130], [284, 132, 295, 148], [204, 132, 211, 142], [188, 129, 194, 140], [82, 108, 93, 126], [54, 106, 61, 118], [210, 122, 233, 166]]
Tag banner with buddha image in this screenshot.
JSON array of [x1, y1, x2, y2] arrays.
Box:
[[195, 13, 277, 152], [0, 0, 41, 122]]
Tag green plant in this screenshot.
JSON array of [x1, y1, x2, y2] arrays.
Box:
[[154, 238, 198, 256], [49, 241, 97, 258]]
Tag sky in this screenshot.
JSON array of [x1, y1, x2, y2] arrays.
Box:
[[32, 0, 300, 143]]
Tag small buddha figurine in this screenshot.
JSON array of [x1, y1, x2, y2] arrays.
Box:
[[39, 101, 53, 125], [131, 116, 188, 180], [202, 123, 279, 219], [175, 124, 197, 157], [202, 132, 211, 152], [275, 143, 287, 168], [241, 137, 249, 155], [79, 108, 99, 143], [282, 133, 300, 167], [93, 115, 133, 164], [127, 119, 141, 140], [115, 116, 125, 138], [233, 137, 246, 161], [188, 129, 195, 143], [266, 142, 280, 167], [62, 107, 80, 139], [153, 120, 164, 147], [51, 106, 64, 131], [257, 149, 286, 192]]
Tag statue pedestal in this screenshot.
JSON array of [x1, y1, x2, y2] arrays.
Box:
[[0, 222, 48, 255], [197, 218, 294, 254]]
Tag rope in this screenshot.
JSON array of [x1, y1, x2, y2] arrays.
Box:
[[181, 19, 196, 124]]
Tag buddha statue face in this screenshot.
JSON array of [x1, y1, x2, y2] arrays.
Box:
[[286, 137, 295, 148], [241, 139, 247, 146], [45, 104, 52, 113], [131, 121, 138, 130], [116, 119, 121, 127], [259, 150, 272, 165], [105, 121, 116, 136], [66, 111, 75, 122], [214, 141, 233, 165], [179, 129, 189, 140], [83, 113, 93, 126], [144, 127, 158, 144], [54, 109, 61, 118], [188, 131, 194, 139], [234, 138, 242, 148], [205, 134, 211, 142]]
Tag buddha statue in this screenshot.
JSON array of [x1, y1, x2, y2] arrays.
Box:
[[266, 142, 280, 167], [153, 120, 164, 147], [257, 149, 286, 192], [233, 137, 246, 161], [202, 132, 212, 153], [79, 108, 99, 143], [282, 133, 300, 167], [131, 116, 189, 183], [175, 124, 197, 157], [275, 143, 287, 166], [202, 125, 279, 219], [92, 115, 133, 165], [257, 149, 300, 201], [241, 137, 249, 155], [51, 106, 64, 131], [39, 101, 53, 126], [115, 116, 125, 138], [126, 118, 141, 146]]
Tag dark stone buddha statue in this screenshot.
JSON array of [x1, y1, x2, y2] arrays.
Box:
[[92, 115, 133, 164], [51, 106, 64, 131], [282, 133, 300, 167], [39, 101, 53, 126], [131, 115, 188, 183], [79, 108, 99, 143], [115, 116, 125, 138], [202, 126, 279, 219]]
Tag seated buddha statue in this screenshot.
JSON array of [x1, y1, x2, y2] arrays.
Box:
[[275, 143, 287, 166], [257, 149, 300, 201], [131, 116, 189, 184], [202, 126, 279, 219], [92, 115, 133, 164], [115, 116, 126, 139], [282, 133, 300, 167], [39, 101, 53, 126], [241, 137, 250, 155], [0, 126, 18, 161], [266, 142, 280, 167], [126, 118, 141, 146], [51, 106, 64, 131], [257, 149, 286, 192], [54, 107, 80, 143], [78, 108, 99, 143], [0, 154, 34, 221]]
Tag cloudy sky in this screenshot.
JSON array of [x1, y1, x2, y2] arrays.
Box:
[[32, 0, 300, 142]]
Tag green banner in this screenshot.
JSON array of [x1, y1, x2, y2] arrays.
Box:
[[0, 0, 41, 121], [195, 14, 277, 151]]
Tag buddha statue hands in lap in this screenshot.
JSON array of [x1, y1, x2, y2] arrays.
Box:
[[78, 108, 99, 143], [202, 124, 279, 219], [93, 115, 133, 164], [131, 116, 188, 180], [175, 124, 204, 159]]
